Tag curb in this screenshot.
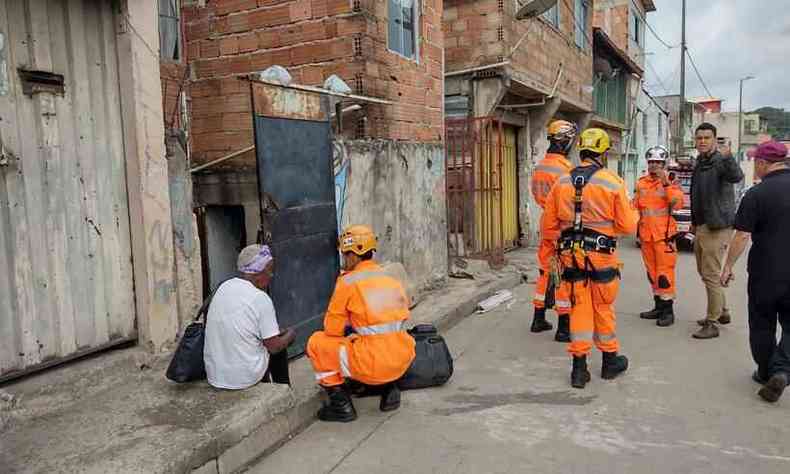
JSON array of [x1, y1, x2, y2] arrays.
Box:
[[189, 273, 525, 473]]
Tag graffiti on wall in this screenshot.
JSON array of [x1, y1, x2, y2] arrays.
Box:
[[333, 150, 350, 234]]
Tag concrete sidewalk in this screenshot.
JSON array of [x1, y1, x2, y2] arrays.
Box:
[[0, 250, 532, 474]]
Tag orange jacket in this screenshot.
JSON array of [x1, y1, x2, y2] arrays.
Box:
[[633, 175, 684, 242], [532, 153, 573, 241], [543, 162, 639, 242], [323, 260, 415, 384]]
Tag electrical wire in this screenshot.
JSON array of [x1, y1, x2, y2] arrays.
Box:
[[686, 49, 715, 99], [646, 59, 670, 95], [559, 0, 595, 49]]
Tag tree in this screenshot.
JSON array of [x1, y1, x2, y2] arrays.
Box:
[[751, 107, 790, 140]]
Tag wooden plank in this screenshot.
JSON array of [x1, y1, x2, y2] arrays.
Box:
[[64, 0, 99, 349], [252, 81, 327, 121], [45, 0, 79, 356], [5, 0, 48, 367], [99, 0, 135, 339]]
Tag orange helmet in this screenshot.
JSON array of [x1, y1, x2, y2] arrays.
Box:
[[547, 120, 578, 143], [339, 225, 378, 256]]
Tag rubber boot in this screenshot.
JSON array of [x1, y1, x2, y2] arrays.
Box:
[[530, 308, 553, 333], [640, 295, 661, 320], [656, 299, 675, 327], [554, 314, 571, 342], [317, 385, 357, 422], [571, 356, 591, 389], [379, 383, 401, 412], [601, 351, 629, 380]]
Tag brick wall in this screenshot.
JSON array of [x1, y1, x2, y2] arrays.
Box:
[[161, 62, 189, 131], [444, 0, 593, 111], [183, 0, 443, 168], [503, 0, 593, 110], [593, 3, 630, 55]]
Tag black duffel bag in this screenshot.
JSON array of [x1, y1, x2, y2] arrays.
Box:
[[397, 323, 454, 390], [166, 284, 221, 383]]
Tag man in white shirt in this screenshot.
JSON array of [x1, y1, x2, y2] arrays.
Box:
[[204, 244, 295, 389]]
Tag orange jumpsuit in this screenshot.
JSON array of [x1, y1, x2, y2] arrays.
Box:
[[543, 163, 639, 357], [530, 153, 573, 313], [634, 175, 684, 300], [307, 260, 416, 387]]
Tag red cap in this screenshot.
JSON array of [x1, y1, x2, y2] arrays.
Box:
[[754, 141, 788, 162]]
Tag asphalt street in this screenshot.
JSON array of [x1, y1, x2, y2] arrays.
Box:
[[248, 241, 789, 474]]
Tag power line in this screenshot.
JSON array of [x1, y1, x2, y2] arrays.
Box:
[[646, 59, 670, 95], [626, 0, 678, 49], [686, 49, 715, 98]]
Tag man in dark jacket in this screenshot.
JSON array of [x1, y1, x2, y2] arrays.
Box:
[[690, 123, 744, 339], [720, 141, 790, 402]]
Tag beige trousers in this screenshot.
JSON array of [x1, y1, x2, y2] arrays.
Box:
[[694, 225, 732, 320]]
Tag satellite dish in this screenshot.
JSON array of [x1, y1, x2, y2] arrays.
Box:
[[516, 0, 558, 20]]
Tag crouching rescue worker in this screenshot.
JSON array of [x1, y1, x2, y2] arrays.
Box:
[[530, 120, 576, 342], [634, 146, 684, 327], [307, 225, 416, 422], [543, 128, 639, 389]]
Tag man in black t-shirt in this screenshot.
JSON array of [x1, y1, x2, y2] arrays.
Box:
[[721, 141, 790, 403]]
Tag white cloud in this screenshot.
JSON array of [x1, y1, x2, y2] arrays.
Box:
[[644, 0, 790, 111]]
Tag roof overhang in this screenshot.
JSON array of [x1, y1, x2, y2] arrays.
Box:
[[593, 28, 644, 77], [643, 0, 657, 13]]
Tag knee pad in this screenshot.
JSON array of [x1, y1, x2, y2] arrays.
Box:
[[658, 275, 671, 289]]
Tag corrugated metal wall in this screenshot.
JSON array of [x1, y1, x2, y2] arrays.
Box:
[[0, 0, 136, 381]]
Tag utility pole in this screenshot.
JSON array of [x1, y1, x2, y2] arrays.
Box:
[[738, 75, 755, 162], [678, 0, 687, 158]]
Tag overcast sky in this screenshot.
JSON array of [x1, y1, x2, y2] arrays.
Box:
[[643, 0, 790, 112]]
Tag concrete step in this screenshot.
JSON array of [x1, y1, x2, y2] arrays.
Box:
[[1, 257, 527, 474]]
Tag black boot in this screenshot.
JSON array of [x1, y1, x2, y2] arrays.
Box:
[[571, 356, 591, 389], [601, 352, 629, 380], [530, 308, 553, 333], [640, 296, 661, 320], [657, 299, 675, 327], [379, 383, 401, 412], [317, 385, 357, 422], [554, 314, 571, 342]]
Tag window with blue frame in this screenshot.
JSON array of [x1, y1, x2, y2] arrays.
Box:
[[388, 0, 417, 59], [574, 0, 589, 49], [542, 3, 560, 28]]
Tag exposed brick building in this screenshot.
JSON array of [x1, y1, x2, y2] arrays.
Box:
[[181, 0, 444, 170], [443, 0, 595, 244]]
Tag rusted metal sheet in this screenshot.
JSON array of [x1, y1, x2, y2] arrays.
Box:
[[0, 0, 135, 382], [251, 81, 328, 121], [445, 117, 508, 266]]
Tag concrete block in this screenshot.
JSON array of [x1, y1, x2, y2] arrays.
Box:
[[193, 459, 219, 474]]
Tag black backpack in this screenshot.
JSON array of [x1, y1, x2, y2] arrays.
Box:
[[397, 324, 454, 390]]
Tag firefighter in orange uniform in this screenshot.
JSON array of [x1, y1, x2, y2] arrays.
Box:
[[529, 120, 577, 342], [543, 128, 639, 389], [634, 146, 684, 327], [307, 225, 416, 422]]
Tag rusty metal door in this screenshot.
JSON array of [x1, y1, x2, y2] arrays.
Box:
[[251, 81, 339, 356], [0, 0, 135, 382], [445, 117, 506, 265]]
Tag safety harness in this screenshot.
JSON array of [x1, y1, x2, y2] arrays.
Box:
[[557, 165, 620, 285]]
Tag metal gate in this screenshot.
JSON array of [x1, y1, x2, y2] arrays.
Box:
[[446, 117, 511, 265], [0, 0, 135, 381], [251, 80, 339, 357]]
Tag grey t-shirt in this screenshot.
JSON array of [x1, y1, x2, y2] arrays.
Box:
[[204, 278, 280, 389]]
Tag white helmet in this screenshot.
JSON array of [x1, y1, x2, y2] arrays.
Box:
[[646, 145, 669, 163]]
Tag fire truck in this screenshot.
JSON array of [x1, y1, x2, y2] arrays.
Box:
[[667, 155, 695, 250]]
